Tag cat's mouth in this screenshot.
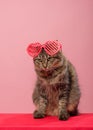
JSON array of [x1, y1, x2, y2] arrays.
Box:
[[41, 67, 56, 72], [39, 66, 61, 72], [42, 68, 50, 71], [36, 65, 62, 72], [36, 66, 62, 79]]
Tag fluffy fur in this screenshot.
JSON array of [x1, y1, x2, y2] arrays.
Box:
[[32, 49, 81, 120]]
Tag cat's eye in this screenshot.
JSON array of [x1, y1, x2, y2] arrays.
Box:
[[52, 56, 58, 59], [34, 58, 42, 62], [37, 59, 42, 62], [47, 57, 51, 61]]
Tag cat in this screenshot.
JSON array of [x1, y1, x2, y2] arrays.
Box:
[[32, 48, 81, 120]]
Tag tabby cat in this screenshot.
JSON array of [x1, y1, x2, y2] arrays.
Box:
[[32, 47, 81, 120]]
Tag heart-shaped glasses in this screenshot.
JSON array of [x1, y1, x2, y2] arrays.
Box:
[[27, 41, 62, 58]]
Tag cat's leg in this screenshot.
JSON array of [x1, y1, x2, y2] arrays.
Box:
[[67, 85, 80, 116], [58, 85, 70, 120], [68, 62, 81, 116], [33, 96, 47, 118], [32, 87, 48, 119]]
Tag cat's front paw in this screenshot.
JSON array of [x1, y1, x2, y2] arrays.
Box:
[[58, 111, 70, 120], [33, 110, 45, 119]]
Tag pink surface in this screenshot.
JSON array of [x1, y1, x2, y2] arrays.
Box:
[[0, 0, 93, 113], [0, 114, 93, 130]]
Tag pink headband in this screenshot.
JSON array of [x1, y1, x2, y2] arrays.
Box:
[[27, 40, 62, 58]]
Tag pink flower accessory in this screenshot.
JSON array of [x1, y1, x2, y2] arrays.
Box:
[[27, 40, 62, 58]]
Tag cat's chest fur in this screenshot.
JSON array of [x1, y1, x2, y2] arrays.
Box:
[[38, 71, 65, 116], [41, 82, 59, 116], [45, 84, 59, 115]]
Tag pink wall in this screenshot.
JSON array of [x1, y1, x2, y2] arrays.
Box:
[[0, 0, 93, 113]]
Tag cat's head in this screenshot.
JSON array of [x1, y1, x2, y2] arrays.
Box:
[[27, 40, 63, 71], [33, 49, 63, 71]]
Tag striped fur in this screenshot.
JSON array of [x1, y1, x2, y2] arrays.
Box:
[[32, 49, 81, 120]]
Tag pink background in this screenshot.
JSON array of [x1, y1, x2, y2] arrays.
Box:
[[0, 0, 93, 113]]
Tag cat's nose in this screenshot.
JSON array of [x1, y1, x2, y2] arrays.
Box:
[[42, 63, 47, 69], [43, 64, 47, 68]]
